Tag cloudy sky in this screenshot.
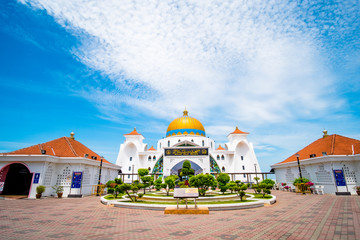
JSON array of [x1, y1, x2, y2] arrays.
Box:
[[1, 0, 359, 170]]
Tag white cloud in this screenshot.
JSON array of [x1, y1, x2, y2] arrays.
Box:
[[20, 0, 353, 126]]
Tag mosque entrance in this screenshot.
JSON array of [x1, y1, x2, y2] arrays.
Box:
[[0, 163, 33, 196], [170, 160, 203, 179]]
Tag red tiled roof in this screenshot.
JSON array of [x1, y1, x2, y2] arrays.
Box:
[[3, 137, 111, 164], [148, 146, 156, 151], [216, 145, 225, 150], [276, 134, 360, 165], [124, 128, 142, 136], [230, 127, 249, 135]]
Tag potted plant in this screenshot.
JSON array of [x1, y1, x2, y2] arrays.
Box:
[[52, 185, 64, 198], [354, 186, 360, 195], [36, 185, 46, 199]]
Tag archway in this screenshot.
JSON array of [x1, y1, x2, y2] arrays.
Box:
[[170, 160, 203, 177], [0, 163, 33, 195]]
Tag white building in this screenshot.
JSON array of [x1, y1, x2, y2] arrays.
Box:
[[271, 130, 360, 195], [0, 133, 119, 198], [116, 110, 261, 182]]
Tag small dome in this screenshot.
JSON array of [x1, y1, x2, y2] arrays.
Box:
[[166, 110, 205, 137]]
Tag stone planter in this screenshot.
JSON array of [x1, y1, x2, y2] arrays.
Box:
[[57, 192, 63, 198], [36, 194, 42, 199]]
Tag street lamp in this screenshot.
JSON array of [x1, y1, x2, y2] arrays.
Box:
[[295, 153, 305, 194], [295, 153, 303, 179], [96, 158, 103, 196], [254, 164, 258, 184]]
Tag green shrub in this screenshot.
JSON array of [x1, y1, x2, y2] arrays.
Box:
[[217, 173, 230, 194], [138, 168, 149, 177], [36, 185, 46, 194], [189, 174, 216, 196], [293, 178, 310, 185], [52, 185, 64, 193]]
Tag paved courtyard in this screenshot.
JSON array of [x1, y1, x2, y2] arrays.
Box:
[[1, 190, 359, 239]]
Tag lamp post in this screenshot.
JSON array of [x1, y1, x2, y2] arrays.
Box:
[[254, 164, 258, 184], [295, 153, 305, 194], [295, 153, 303, 179], [96, 158, 103, 196]]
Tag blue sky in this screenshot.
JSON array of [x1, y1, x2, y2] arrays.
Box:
[[1, 0, 359, 171]]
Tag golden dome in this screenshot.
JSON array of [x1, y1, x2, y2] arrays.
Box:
[[166, 110, 205, 137]]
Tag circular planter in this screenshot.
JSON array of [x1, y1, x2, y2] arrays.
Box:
[[57, 192, 63, 198], [36, 194, 42, 199]]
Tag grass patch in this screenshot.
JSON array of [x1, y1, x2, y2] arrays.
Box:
[[104, 194, 125, 200], [247, 193, 273, 199], [121, 199, 256, 205]]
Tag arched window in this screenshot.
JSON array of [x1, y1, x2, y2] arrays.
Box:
[[178, 139, 181, 142], [168, 141, 170, 147], [191, 139, 194, 142], [211, 142, 213, 148], [148, 167, 151, 171], [241, 156, 244, 160], [148, 156, 151, 161], [202, 140, 204, 146], [160, 143, 161, 148], [217, 155, 220, 160], [130, 157, 132, 161], [129, 166, 131, 171], [221, 155, 225, 160], [242, 165, 245, 170], [222, 166, 225, 172], [153, 156, 156, 161]]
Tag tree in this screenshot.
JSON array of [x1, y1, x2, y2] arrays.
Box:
[[119, 183, 136, 201], [257, 183, 273, 198], [138, 168, 149, 177], [180, 160, 194, 180], [106, 179, 124, 198], [162, 175, 178, 196], [189, 173, 217, 196], [154, 177, 163, 191], [254, 177, 260, 184], [261, 179, 275, 185], [141, 175, 153, 194], [234, 182, 248, 201], [227, 181, 238, 194], [217, 173, 230, 194]]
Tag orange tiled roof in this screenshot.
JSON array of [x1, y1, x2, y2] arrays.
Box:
[[124, 127, 142, 136], [2, 137, 111, 164], [216, 145, 225, 150], [276, 134, 360, 165], [148, 146, 156, 151], [230, 127, 249, 135]]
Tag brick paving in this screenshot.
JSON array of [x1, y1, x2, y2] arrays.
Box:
[[0, 190, 359, 239]]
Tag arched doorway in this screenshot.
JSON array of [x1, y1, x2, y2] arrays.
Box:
[[0, 163, 33, 195], [170, 160, 203, 177]]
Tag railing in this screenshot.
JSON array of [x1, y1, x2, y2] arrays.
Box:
[[118, 172, 274, 183], [92, 184, 106, 195]]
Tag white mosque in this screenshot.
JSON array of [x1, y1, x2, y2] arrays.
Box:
[[116, 110, 261, 182]]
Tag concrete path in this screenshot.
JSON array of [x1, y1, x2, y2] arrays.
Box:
[[1, 190, 359, 239]]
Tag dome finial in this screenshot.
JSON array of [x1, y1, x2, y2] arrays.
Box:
[[183, 108, 188, 116], [70, 131, 75, 140], [322, 129, 328, 138]]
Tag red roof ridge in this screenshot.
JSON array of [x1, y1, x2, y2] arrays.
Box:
[[230, 126, 249, 135], [64, 136, 78, 157], [124, 127, 142, 136]]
